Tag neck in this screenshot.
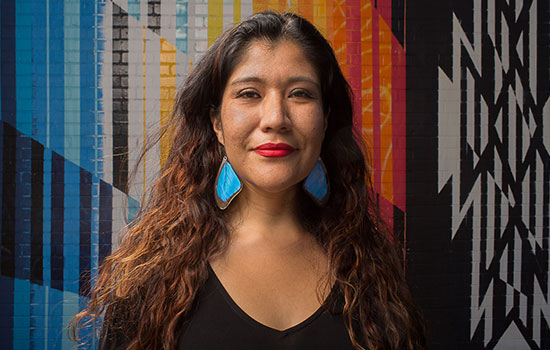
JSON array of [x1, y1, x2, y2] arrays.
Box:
[[224, 184, 306, 247]]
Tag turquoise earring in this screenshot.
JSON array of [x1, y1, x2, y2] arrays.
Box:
[[215, 156, 242, 210], [303, 158, 330, 206]]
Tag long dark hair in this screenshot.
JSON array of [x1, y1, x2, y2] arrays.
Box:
[[70, 11, 427, 350]]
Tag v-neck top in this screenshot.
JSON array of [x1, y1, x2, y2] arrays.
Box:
[[177, 263, 355, 349]]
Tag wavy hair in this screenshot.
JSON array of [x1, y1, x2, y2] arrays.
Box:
[[70, 11, 427, 350]]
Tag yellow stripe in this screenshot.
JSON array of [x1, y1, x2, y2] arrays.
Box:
[[234, 0, 241, 23], [143, 25, 147, 194], [208, 0, 223, 47], [253, 0, 268, 12], [313, 0, 327, 37], [160, 38, 176, 167]]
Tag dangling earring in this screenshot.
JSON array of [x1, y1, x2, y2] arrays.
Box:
[[303, 158, 330, 206], [215, 156, 242, 210]]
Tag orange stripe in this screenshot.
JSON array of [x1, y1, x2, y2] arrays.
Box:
[[160, 38, 176, 167], [378, 15, 393, 203], [361, 0, 373, 166], [313, 0, 327, 37], [298, 0, 314, 22]]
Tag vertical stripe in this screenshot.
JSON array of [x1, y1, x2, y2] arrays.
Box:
[[234, 0, 242, 23], [32, 0, 48, 146], [332, 0, 346, 74], [13, 278, 30, 349], [64, 161, 80, 294], [379, 15, 393, 204], [346, 0, 362, 130], [361, 0, 373, 161], [49, 0, 65, 155], [313, 0, 327, 37], [42, 149, 52, 349], [148, 0, 161, 35], [46, 0, 50, 148], [144, 28, 161, 185], [1, 123, 16, 277], [127, 15, 145, 202], [253, 0, 269, 13], [14, 133, 31, 279], [31, 141, 44, 285], [98, 181, 112, 266], [208, 0, 223, 47], [1, 0, 16, 126], [30, 282, 46, 349], [99, 0, 113, 185], [62, 290, 79, 349], [64, 0, 80, 165], [372, 6, 381, 195], [223, 2, 234, 30], [16, 0, 33, 136], [47, 285, 64, 348], [160, 39, 176, 166], [79, 168, 91, 298], [0, 276, 14, 349], [81, 0, 96, 175], [128, 0, 141, 20], [112, 3, 129, 192], [176, 0, 189, 53], [392, 35, 405, 210], [51, 152, 64, 291]]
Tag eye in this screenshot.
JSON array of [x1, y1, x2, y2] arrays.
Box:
[[289, 89, 314, 99], [236, 89, 261, 99]]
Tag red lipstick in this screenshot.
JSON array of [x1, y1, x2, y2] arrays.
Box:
[[254, 143, 295, 157]]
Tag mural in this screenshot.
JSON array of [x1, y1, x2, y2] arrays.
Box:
[[407, 0, 549, 349], [0, 0, 547, 349]]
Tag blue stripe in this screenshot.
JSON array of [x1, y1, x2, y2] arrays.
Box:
[[80, 0, 95, 175], [64, 0, 80, 166], [43, 149, 52, 287], [49, 0, 64, 155], [176, 0, 188, 53], [30, 282, 46, 348], [32, 0, 48, 145], [0, 276, 14, 349], [15, 0, 33, 136], [128, 0, 141, 20], [64, 159, 80, 295], [1, 0, 16, 126], [47, 284, 64, 349], [13, 279, 30, 349]]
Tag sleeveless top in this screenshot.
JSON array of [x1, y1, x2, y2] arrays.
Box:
[[177, 263, 355, 349]]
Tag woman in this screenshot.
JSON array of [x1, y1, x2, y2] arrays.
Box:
[[71, 11, 427, 350]]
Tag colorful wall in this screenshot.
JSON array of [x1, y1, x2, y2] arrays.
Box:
[[0, 0, 547, 349]]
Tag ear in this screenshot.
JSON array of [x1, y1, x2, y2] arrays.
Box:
[[210, 109, 225, 146]]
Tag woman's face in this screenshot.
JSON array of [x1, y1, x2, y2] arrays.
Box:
[[212, 39, 326, 196]]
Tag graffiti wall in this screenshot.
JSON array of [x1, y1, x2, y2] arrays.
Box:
[[0, 0, 547, 349]]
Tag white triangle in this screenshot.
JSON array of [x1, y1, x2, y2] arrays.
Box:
[[494, 322, 529, 350]]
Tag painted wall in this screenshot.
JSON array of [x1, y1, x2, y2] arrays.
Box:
[[0, 0, 547, 349]]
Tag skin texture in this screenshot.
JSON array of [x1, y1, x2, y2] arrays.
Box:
[[209, 40, 332, 331]]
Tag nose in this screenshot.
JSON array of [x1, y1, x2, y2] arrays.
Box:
[[259, 91, 290, 132]]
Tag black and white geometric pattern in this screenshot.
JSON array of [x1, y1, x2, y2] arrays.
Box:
[[438, 0, 550, 348]]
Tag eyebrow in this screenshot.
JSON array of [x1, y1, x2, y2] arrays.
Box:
[[229, 76, 321, 89]]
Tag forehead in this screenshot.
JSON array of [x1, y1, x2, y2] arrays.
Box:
[[227, 40, 319, 83]]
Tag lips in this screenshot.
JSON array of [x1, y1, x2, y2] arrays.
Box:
[[254, 143, 296, 157]]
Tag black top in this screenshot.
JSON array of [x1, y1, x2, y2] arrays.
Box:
[[98, 263, 356, 349], [177, 263, 354, 349]]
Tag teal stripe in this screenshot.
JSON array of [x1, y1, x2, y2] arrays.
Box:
[[13, 279, 30, 350], [176, 0, 189, 53], [64, 0, 80, 166], [62, 291, 79, 350], [16, 0, 33, 136], [128, 0, 141, 20]]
